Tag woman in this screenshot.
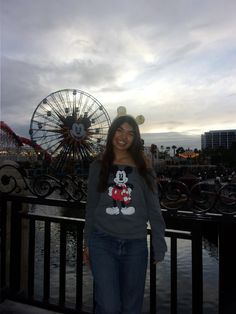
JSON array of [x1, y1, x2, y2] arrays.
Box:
[[83, 115, 167, 314]]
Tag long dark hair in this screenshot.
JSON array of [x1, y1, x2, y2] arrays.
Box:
[[98, 115, 153, 192]]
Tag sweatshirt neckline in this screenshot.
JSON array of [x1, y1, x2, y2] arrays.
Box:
[[112, 163, 137, 168]]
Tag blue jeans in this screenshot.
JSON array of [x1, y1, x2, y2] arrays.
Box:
[[89, 229, 148, 314]]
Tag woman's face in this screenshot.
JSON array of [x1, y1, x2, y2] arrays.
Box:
[[112, 122, 134, 152]]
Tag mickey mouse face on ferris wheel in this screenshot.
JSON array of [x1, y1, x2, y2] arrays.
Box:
[[70, 117, 92, 141], [70, 122, 86, 140]]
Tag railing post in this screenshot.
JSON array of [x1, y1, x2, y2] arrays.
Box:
[[218, 223, 236, 314], [9, 201, 22, 295], [191, 224, 203, 314], [43, 221, 51, 302], [20, 214, 30, 298], [28, 219, 36, 299], [0, 196, 7, 301], [149, 234, 157, 314]]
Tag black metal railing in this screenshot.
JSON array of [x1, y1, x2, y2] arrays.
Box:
[[1, 163, 236, 313]]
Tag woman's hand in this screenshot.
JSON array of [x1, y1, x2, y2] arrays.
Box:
[[83, 246, 90, 268]]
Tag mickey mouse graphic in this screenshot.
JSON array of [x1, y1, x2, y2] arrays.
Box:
[[106, 166, 135, 215]]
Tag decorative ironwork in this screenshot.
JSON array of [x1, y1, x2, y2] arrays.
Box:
[[0, 163, 235, 214], [158, 179, 236, 215], [0, 163, 87, 202]]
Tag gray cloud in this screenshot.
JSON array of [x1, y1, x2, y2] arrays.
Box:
[[1, 0, 236, 145]]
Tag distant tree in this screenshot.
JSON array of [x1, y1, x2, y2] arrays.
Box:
[[176, 147, 185, 155], [165, 146, 170, 154], [159, 145, 165, 159], [150, 144, 158, 168], [172, 145, 177, 156]]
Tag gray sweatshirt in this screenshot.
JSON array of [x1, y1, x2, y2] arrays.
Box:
[[84, 160, 167, 262]]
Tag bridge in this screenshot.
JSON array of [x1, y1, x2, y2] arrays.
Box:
[[0, 162, 236, 313]]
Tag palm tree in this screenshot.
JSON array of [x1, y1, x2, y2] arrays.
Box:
[[165, 146, 170, 153], [159, 145, 165, 159], [165, 146, 171, 159]]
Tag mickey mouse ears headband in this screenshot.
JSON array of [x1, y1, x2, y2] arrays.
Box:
[[116, 106, 145, 125]]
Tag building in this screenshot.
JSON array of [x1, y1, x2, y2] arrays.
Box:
[[201, 129, 236, 150]]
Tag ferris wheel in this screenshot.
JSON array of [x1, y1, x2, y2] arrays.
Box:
[[29, 89, 111, 171]]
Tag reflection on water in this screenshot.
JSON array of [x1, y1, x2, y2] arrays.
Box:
[[31, 205, 218, 314]]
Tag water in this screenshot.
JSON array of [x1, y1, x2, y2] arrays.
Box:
[[31, 204, 218, 313]]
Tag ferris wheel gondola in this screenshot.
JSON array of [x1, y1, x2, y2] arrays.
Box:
[[29, 89, 111, 171]]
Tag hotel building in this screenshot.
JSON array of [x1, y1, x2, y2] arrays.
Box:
[[201, 129, 236, 150]]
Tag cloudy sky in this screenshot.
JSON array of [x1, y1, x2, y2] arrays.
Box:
[[1, 0, 236, 149]]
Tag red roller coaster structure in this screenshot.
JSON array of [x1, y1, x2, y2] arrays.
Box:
[[0, 121, 23, 148], [0, 121, 51, 161]]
